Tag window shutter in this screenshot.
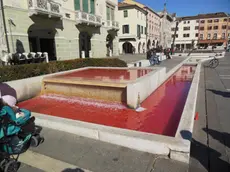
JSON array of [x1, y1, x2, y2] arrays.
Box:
[[74, 0, 80, 10], [83, 0, 89, 12], [106, 6, 110, 20], [90, 0, 95, 14]]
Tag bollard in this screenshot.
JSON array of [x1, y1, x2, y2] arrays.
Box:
[[43, 52, 49, 63], [89, 50, 92, 58], [81, 51, 85, 58]]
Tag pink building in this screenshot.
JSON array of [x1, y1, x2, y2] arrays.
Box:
[[144, 6, 161, 50]]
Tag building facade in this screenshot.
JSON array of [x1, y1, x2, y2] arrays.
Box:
[[197, 13, 230, 47], [158, 7, 173, 48], [144, 6, 161, 50], [121, 0, 161, 50], [0, 0, 119, 61], [171, 16, 199, 50], [172, 12, 230, 50], [118, 2, 147, 54]]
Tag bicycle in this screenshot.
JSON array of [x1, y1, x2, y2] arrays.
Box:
[[207, 53, 219, 68]]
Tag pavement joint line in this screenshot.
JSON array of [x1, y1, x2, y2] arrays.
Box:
[[19, 150, 93, 172], [220, 77, 230, 80]]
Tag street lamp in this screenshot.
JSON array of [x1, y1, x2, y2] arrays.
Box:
[[171, 18, 182, 54]]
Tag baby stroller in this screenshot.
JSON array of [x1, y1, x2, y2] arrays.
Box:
[[0, 106, 44, 172]]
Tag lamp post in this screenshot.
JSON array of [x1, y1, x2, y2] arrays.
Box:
[[0, 0, 10, 53], [171, 18, 181, 55]]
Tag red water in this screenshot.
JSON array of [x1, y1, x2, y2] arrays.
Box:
[[56, 68, 153, 82], [18, 66, 196, 136]]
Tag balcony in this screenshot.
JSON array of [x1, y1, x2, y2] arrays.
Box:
[[28, 0, 63, 19], [106, 20, 119, 31], [75, 10, 102, 27]]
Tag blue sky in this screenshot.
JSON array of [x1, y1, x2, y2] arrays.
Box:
[[119, 0, 230, 17]]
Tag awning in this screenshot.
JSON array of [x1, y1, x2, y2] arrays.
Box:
[[198, 39, 227, 44]]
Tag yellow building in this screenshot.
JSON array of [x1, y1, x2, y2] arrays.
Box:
[[197, 12, 230, 47]]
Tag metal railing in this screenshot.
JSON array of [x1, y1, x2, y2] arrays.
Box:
[[75, 10, 102, 26], [107, 20, 119, 30], [28, 0, 62, 17]]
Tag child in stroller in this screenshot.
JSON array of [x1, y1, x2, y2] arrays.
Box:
[[0, 97, 44, 172]]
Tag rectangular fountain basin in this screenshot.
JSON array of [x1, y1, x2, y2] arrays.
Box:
[[41, 67, 166, 109]]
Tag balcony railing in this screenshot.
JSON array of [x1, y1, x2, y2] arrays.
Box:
[[28, 0, 62, 19], [107, 20, 119, 31], [75, 10, 102, 27]]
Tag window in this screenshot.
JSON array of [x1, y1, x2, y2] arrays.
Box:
[[124, 10, 128, 17], [74, 0, 80, 10], [200, 20, 205, 23], [208, 20, 212, 23], [122, 25, 129, 34], [106, 5, 114, 20], [200, 34, 203, 40], [196, 20, 199, 23], [141, 26, 143, 34], [184, 21, 186, 24], [195, 33, 199, 37], [137, 25, 141, 37], [137, 11, 139, 18], [195, 26, 199, 30], [200, 27, 204, 30], [171, 34, 178, 38], [188, 21, 190, 24], [213, 33, 217, 39], [183, 34, 190, 37], [183, 27, 190, 31], [214, 19, 219, 22], [222, 25, 227, 29], [207, 33, 211, 39], [224, 18, 227, 22], [207, 26, 212, 30], [213, 26, 218, 30], [222, 33, 225, 39], [228, 33, 230, 38], [171, 27, 178, 31]]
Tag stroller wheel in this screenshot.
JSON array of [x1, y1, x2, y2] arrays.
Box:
[[4, 160, 20, 172], [30, 135, 39, 147], [0, 159, 7, 170]]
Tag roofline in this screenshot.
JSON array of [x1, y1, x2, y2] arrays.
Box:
[[118, 4, 148, 15], [143, 6, 160, 17], [176, 12, 229, 21]]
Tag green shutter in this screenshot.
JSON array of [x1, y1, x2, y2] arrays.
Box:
[[83, 0, 89, 12], [106, 6, 110, 20], [74, 0, 80, 10], [111, 8, 114, 20], [90, 0, 95, 14]]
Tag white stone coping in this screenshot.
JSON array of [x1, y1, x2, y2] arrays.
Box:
[[3, 68, 89, 102], [175, 63, 201, 140], [33, 112, 190, 157], [126, 67, 166, 109]]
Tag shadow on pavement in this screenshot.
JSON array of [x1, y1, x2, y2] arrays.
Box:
[[62, 168, 85, 172], [190, 138, 229, 171], [203, 128, 230, 149], [207, 89, 230, 98]]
